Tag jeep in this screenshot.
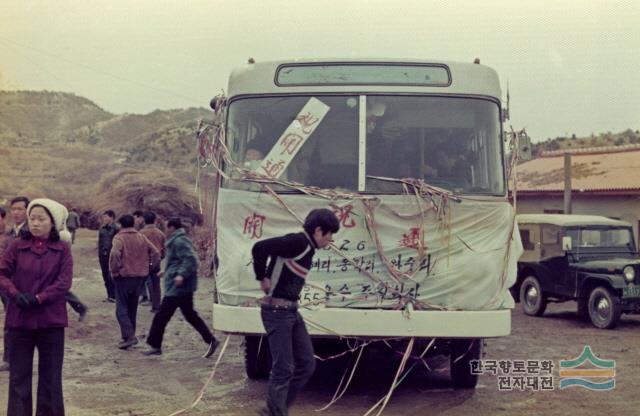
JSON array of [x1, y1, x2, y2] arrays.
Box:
[[513, 214, 640, 329]]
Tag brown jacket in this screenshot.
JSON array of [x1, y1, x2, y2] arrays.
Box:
[[139, 225, 166, 258], [109, 228, 160, 278]]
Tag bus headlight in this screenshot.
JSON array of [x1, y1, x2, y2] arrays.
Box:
[[623, 266, 635, 283]]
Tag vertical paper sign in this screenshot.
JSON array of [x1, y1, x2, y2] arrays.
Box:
[[258, 97, 330, 179]]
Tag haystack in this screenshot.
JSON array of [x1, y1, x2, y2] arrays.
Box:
[[91, 168, 201, 227]]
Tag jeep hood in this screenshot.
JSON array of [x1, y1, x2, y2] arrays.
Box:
[[572, 257, 640, 274]]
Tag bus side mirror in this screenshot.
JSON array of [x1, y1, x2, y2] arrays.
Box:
[[210, 95, 227, 112], [562, 236, 572, 252], [517, 131, 532, 161], [209, 97, 220, 111]]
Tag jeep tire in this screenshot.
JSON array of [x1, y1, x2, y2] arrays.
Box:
[[450, 339, 482, 389], [244, 335, 272, 380], [577, 297, 589, 321], [588, 286, 622, 329], [520, 275, 547, 316]]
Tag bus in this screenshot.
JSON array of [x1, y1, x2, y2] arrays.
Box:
[[206, 58, 522, 388]]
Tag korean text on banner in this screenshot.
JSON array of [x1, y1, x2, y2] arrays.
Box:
[[258, 97, 331, 178]]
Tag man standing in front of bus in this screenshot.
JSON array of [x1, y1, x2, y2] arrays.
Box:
[[252, 209, 339, 416]]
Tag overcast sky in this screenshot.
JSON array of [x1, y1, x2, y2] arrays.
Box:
[[1, 0, 638, 142]]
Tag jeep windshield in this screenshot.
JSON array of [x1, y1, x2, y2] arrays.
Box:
[[566, 226, 637, 256]]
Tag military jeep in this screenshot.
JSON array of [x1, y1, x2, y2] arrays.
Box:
[[513, 214, 640, 329]]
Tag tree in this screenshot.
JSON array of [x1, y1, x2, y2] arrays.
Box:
[[546, 141, 560, 151]]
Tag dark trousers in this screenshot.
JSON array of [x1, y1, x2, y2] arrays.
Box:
[[1, 293, 8, 363], [147, 269, 161, 311], [114, 278, 146, 340], [146, 293, 213, 349], [2, 294, 83, 364], [261, 306, 316, 416], [2, 328, 7, 364], [7, 327, 65, 416], [99, 254, 115, 299], [65, 291, 86, 315], [69, 229, 77, 244], [140, 277, 150, 301]]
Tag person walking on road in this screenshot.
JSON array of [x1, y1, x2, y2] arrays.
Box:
[[0, 206, 11, 372], [1, 197, 87, 376], [0, 198, 73, 416], [139, 211, 165, 312], [253, 209, 340, 416], [66, 208, 81, 244], [143, 217, 218, 357], [132, 210, 145, 231], [109, 214, 160, 349], [0, 206, 10, 254], [98, 210, 118, 302]]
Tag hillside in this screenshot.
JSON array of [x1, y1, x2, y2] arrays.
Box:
[[126, 120, 202, 167], [0, 142, 123, 204], [0, 91, 114, 144], [531, 129, 640, 157], [66, 107, 210, 148], [0, 90, 211, 219]]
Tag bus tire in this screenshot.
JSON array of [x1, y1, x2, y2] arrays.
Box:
[[245, 335, 271, 380], [450, 339, 482, 389]]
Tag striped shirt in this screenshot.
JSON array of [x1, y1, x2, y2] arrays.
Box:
[[252, 232, 317, 301]]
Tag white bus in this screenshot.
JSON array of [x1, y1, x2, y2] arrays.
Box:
[[208, 58, 521, 388]]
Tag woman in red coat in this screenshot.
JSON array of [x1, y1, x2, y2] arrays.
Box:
[[0, 198, 73, 416]]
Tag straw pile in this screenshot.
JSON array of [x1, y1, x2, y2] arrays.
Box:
[[90, 168, 201, 227]]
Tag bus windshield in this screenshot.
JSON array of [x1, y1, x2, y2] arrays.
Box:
[[224, 94, 504, 194]]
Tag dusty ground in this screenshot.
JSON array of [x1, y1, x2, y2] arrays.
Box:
[[1, 228, 639, 415]]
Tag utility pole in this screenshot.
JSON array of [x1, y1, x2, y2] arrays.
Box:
[[564, 153, 572, 214]]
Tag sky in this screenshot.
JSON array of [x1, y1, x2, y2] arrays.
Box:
[[1, 0, 639, 142]]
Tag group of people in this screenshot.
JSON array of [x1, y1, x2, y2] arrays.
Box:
[[97, 209, 218, 356], [0, 191, 341, 416], [0, 196, 219, 416]]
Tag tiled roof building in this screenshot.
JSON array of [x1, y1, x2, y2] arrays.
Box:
[[513, 144, 640, 242], [515, 144, 640, 194]]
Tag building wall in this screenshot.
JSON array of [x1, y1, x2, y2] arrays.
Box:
[[515, 194, 640, 246]]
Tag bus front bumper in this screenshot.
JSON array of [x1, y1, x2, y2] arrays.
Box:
[[212, 304, 511, 338]]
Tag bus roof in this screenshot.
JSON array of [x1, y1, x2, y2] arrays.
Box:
[[516, 214, 631, 228], [227, 58, 502, 100]]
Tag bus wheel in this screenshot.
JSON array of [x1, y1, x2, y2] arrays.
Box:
[[520, 275, 547, 316], [245, 336, 271, 380], [588, 286, 622, 329], [450, 339, 482, 389]]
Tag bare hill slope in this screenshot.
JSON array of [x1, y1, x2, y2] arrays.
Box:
[[0, 91, 113, 144], [0, 90, 210, 214]]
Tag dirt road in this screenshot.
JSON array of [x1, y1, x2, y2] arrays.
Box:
[[1, 229, 639, 415]]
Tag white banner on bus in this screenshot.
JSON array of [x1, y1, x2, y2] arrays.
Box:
[[216, 188, 522, 311], [258, 97, 330, 179]]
